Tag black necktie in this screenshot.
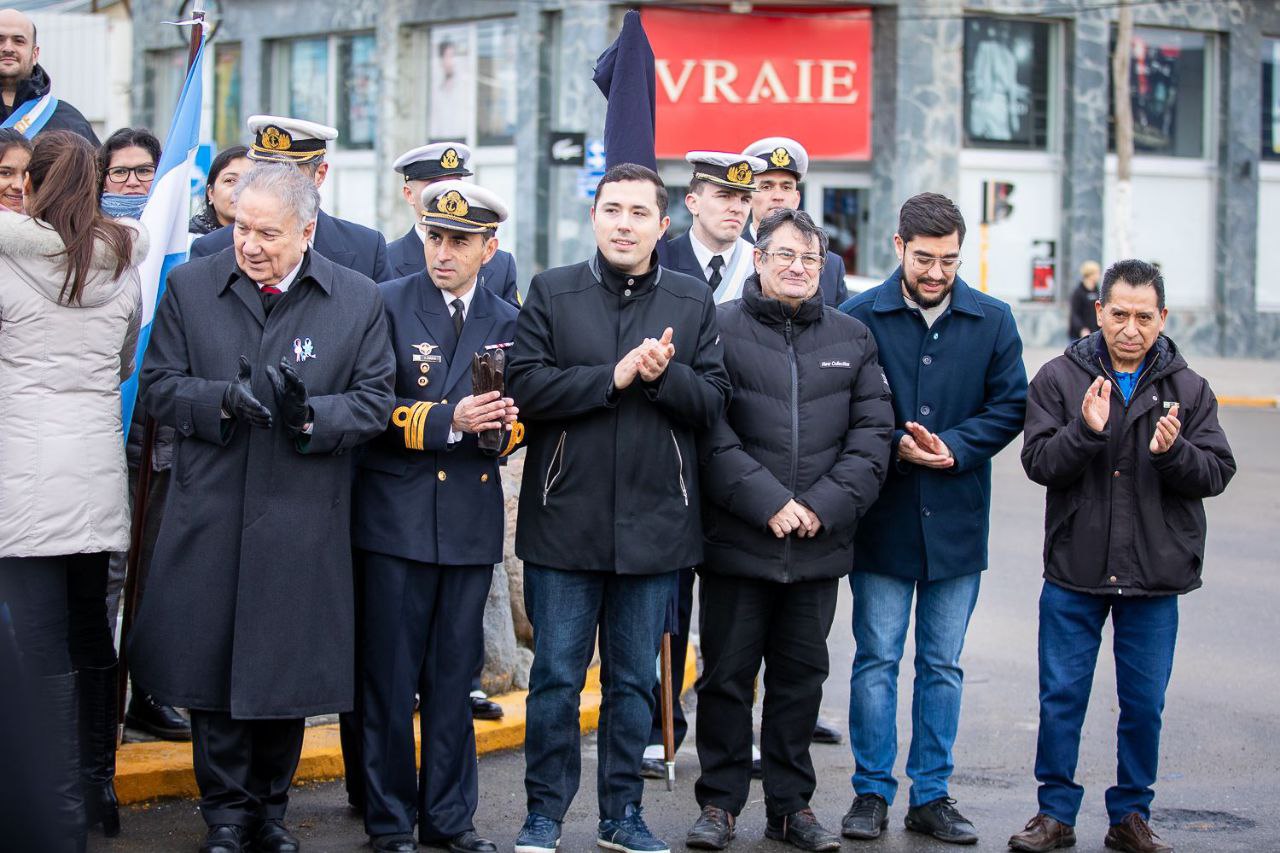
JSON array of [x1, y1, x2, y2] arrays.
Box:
[[707, 255, 725, 291], [451, 298, 465, 339]]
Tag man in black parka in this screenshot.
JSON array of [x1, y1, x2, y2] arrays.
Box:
[[685, 209, 893, 853], [506, 163, 730, 853], [1012, 259, 1235, 853]]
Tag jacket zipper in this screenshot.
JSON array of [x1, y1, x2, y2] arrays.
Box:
[[542, 430, 567, 506], [783, 318, 799, 581], [670, 430, 689, 506]]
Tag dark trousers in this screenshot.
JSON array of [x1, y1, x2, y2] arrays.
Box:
[[695, 573, 838, 818], [1034, 581, 1178, 826], [360, 551, 490, 841], [646, 567, 693, 750], [190, 711, 305, 828], [340, 551, 367, 810], [523, 564, 670, 821], [0, 554, 115, 676]]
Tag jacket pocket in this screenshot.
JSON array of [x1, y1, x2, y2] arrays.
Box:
[[670, 430, 689, 507], [542, 430, 567, 506]]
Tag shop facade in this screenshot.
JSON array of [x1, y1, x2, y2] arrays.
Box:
[[129, 0, 1280, 356]]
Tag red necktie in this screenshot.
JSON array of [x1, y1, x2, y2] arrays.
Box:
[[260, 285, 282, 294]]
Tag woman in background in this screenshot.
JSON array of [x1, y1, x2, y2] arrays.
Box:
[[97, 127, 160, 219], [0, 128, 33, 212], [0, 130, 146, 849], [188, 143, 249, 237]]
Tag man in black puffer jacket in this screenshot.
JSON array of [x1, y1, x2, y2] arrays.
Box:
[[685, 209, 893, 853], [1011, 259, 1235, 853]]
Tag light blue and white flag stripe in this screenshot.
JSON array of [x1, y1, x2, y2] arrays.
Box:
[[121, 37, 205, 438]]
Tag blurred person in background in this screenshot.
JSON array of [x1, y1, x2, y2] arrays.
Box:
[[0, 126, 31, 211], [0, 129, 146, 849], [190, 144, 250, 237]]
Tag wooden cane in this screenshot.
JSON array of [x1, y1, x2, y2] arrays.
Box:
[[116, 416, 157, 743], [660, 632, 675, 790]]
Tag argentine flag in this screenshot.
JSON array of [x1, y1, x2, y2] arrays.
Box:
[[121, 36, 205, 437]]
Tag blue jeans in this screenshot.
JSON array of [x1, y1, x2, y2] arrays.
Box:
[[1035, 581, 1178, 826], [848, 570, 981, 807], [523, 564, 670, 821]]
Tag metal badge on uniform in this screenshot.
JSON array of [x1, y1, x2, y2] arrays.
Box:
[[292, 337, 316, 363], [412, 341, 443, 364]]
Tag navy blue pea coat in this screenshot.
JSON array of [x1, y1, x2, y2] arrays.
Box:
[[352, 272, 521, 567], [190, 209, 390, 284], [841, 269, 1027, 582], [383, 225, 521, 309]]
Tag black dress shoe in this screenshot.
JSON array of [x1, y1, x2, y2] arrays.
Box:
[[371, 834, 418, 852], [447, 830, 497, 853], [469, 695, 503, 720], [253, 819, 300, 852], [686, 805, 735, 850], [639, 757, 665, 779], [811, 718, 843, 745], [842, 793, 889, 840], [125, 692, 192, 741], [765, 809, 841, 851], [905, 797, 978, 845], [200, 824, 245, 853]]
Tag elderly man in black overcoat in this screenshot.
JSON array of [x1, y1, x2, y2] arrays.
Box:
[[130, 162, 395, 853]]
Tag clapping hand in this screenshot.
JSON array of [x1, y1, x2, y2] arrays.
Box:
[[898, 421, 954, 469], [265, 359, 311, 436], [1150, 403, 1180, 454], [613, 327, 677, 390], [223, 355, 273, 429], [1081, 376, 1112, 433]]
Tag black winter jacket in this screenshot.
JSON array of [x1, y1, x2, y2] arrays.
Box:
[[0, 65, 98, 144], [1022, 334, 1235, 596], [507, 252, 731, 575], [701, 277, 894, 582]]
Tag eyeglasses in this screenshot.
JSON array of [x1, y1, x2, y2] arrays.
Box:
[[908, 252, 961, 274], [759, 249, 825, 270], [105, 165, 157, 184]]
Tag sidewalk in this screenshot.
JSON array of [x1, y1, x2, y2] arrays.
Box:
[[114, 652, 699, 805], [1022, 346, 1278, 408]]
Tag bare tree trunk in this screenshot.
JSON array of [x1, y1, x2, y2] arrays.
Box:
[[1112, 0, 1134, 259]]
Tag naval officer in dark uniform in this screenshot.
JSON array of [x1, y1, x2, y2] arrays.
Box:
[[352, 180, 522, 853], [741, 137, 848, 309], [189, 115, 390, 283], [384, 142, 519, 309]]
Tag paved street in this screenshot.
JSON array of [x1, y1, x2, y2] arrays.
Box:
[[92, 406, 1279, 852]]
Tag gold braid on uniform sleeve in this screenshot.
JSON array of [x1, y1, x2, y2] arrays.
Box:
[[391, 402, 436, 451], [499, 421, 525, 457]]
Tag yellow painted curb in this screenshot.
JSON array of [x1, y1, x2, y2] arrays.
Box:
[[117, 646, 699, 805], [1216, 395, 1277, 409]]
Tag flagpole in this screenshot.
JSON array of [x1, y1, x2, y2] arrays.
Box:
[[116, 2, 208, 742]]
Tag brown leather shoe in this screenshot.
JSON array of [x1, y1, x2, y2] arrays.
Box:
[[1104, 814, 1172, 853], [1008, 814, 1076, 851]]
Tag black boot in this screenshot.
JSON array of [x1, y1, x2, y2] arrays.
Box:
[[79, 663, 121, 837], [44, 672, 87, 852]]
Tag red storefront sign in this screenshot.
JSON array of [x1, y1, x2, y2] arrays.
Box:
[[643, 6, 873, 160]]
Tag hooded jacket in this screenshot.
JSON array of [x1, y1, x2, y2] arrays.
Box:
[[0, 64, 99, 145], [1021, 333, 1236, 596], [0, 211, 146, 557]]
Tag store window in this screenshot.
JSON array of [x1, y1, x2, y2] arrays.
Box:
[[1109, 27, 1209, 158], [424, 18, 518, 145], [213, 42, 242, 149], [963, 17, 1053, 150], [268, 33, 378, 150], [1262, 37, 1280, 161]]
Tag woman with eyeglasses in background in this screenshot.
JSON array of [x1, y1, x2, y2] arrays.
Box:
[[0, 128, 33, 212], [97, 127, 160, 219]]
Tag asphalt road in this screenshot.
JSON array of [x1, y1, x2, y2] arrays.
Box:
[[92, 407, 1280, 852]]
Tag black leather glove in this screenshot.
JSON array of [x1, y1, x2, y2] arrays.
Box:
[[222, 355, 273, 429], [265, 359, 312, 437]]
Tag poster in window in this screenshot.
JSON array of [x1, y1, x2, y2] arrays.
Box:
[[1264, 38, 1280, 160], [429, 25, 476, 143], [288, 39, 329, 126], [964, 18, 1038, 146], [340, 34, 378, 149], [476, 20, 517, 146]]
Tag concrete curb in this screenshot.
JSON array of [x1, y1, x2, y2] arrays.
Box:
[[116, 649, 699, 805], [1216, 395, 1277, 409]]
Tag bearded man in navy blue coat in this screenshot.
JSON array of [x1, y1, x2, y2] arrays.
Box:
[[838, 193, 1027, 846], [189, 115, 389, 284]]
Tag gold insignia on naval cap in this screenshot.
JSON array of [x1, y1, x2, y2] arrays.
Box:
[[440, 148, 460, 169], [261, 126, 292, 151], [437, 190, 470, 218], [726, 161, 754, 186], [770, 147, 792, 168]]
